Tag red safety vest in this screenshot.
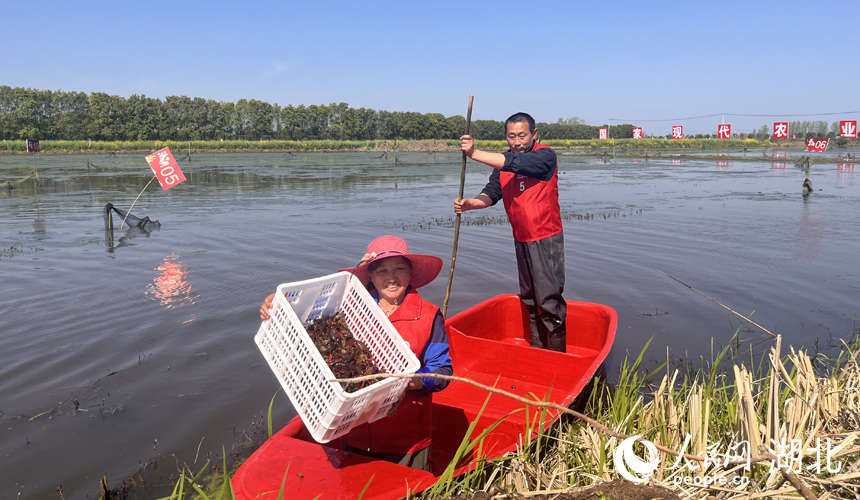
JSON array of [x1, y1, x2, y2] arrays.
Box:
[[500, 142, 563, 242], [342, 288, 437, 455]]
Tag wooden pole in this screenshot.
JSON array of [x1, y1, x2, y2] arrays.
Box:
[[121, 176, 157, 229], [442, 95, 474, 318]]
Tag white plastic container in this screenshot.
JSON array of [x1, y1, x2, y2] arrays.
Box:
[[255, 271, 420, 443]]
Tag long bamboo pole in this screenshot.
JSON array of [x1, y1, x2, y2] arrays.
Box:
[[442, 95, 474, 318]]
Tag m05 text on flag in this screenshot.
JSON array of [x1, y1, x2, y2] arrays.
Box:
[[145, 147, 186, 190]]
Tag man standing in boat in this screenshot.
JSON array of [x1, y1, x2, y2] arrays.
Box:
[[454, 112, 566, 352]]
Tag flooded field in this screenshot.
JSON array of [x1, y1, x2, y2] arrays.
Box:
[[1, 150, 858, 498]]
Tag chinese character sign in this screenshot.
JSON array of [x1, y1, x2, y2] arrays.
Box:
[[773, 122, 789, 139], [718, 124, 732, 139], [26, 139, 40, 153], [805, 137, 830, 152], [145, 147, 187, 190], [633, 127, 643, 139], [840, 120, 858, 138], [599, 128, 608, 140], [672, 125, 684, 139]]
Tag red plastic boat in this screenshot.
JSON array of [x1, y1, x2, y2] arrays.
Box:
[[232, 294, 617, 499]]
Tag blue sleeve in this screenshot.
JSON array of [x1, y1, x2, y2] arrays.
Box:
[[416, 311, 453, 395], [501, 146, 557, 181]]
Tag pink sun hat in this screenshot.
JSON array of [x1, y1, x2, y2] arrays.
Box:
[[343, 235, 443, 289]]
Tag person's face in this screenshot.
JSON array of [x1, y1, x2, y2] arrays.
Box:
[[370, 256, 412, 303], [505, 121, 538, 153]]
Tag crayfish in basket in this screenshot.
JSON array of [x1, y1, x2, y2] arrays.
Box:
[[306, 312, 381, 393]]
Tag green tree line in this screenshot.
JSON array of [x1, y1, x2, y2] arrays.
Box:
[[0, 86, 626, 142]]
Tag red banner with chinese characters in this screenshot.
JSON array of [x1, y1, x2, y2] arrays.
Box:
[[671, 125, 683, 139], [26, 139, 40, 153], [773, 122, 789, 139], [840, 120, 858, 138], [145, 147, 187, 190], [805, 137, 830, 152], [632, 127, 643, 139], [717, 124, 732, 139], [599, 128, 607, 140]]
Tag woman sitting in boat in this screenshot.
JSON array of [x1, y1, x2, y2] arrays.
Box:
[[259, 235, 453, 471]]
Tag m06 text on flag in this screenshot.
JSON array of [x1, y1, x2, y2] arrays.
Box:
[[805, 137, 830, 153], [145, 147, 186, 190]]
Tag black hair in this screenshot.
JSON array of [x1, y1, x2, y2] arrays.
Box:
[[505, 112, 536, 133]]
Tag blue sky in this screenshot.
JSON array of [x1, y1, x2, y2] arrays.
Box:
[[5, 1, 859, 136]]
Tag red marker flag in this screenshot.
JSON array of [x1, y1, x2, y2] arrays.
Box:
[[805, 137, 830, 153], [840, 120, 858, 138], [773, 122, 789, 139], [145, 147, 186, 190]]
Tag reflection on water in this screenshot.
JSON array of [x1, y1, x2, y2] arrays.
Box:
[[33, 202, 46, 234], [146, 253, 197, 314], [837, 165, 855, 188], [797, 201, 824, 262]]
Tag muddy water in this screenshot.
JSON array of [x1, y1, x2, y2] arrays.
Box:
[[1, 151, 858, 497]]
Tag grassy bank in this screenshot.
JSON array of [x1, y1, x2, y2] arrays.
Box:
[[109, 332, 860, 500], [475, 334, 860, 499], [1, 138, 784, 155], [0, 139, 456, 154]]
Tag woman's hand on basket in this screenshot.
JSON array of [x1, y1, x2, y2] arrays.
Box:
[[260, 293, 275, 320], [407, 377, 425, 392]]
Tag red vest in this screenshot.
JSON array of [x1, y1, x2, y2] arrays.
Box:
[[342, 288, 437, 455], [500, 142, 563, 242]]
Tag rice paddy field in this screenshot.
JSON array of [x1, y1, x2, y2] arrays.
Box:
[[1, 148, 858, 498]]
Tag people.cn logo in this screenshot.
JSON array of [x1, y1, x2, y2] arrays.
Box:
[[614, 435, 660, 483]]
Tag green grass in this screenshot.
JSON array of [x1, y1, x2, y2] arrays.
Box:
[[104, 333, 860, 499]]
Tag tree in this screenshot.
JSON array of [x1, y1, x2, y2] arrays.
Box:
[[51, 90, 90, 140], [556, 116, 588, 126], [446, 114, 466, 139], [377, 110, 400, 140], [470, 119, 504, 140], [87, 92, 126, 140], [11, 87, 53, 139], [605, 123, 633, 139], [0, 86, 15, 140], [125, 94, 162, 140], [327, 102, 349, 140], [246, 99, 274, 139]]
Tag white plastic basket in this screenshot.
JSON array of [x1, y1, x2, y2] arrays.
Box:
[[255, 271, 421, 443]]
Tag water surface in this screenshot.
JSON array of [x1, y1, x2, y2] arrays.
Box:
[[1, 151, 858, 497]]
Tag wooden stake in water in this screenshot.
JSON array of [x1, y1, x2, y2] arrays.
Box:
[[443, 94, 474, 318], [121, 176, 157, 229]]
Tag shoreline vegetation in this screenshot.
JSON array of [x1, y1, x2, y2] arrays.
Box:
[[2, 86, 851, 146], [1, 138, 858, 163], [109, 332, 860, 500]]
